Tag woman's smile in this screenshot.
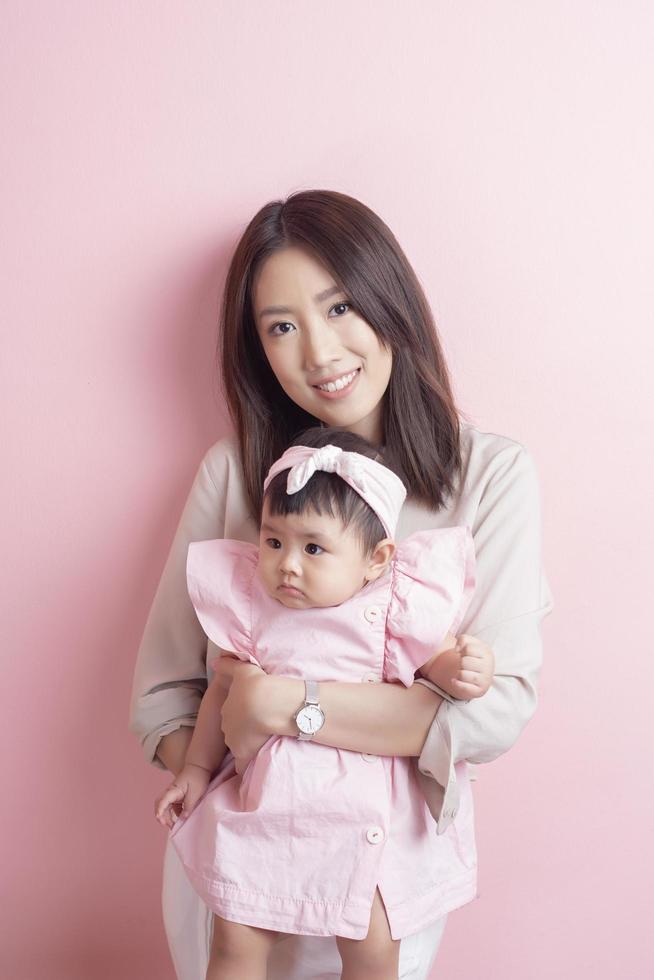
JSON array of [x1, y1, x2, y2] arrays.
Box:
[[311, 367, 361, 398]]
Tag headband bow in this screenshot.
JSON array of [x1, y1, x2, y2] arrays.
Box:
[[263, 444, 407, 538]]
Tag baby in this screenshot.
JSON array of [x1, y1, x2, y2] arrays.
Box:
[[155, 428, 494, 980]]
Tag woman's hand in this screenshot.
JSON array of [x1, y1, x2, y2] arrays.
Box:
[[213, 657, 272, 774]]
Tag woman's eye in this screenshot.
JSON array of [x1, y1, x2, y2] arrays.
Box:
[[269, 304, 349, 336], [305, 543, 324, 556], [330, 302, 350, 317], [269, 322, 296, 337], [265, 538, 281, 549]]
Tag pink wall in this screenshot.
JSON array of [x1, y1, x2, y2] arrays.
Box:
[[2, 2, 651, 977]]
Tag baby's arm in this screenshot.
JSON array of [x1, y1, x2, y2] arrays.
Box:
[[418, 632, 495, 700], [155, 674, 229, 828]]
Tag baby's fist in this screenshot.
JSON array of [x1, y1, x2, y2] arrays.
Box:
[[450, 635, 495, 699], [154, 764, 211, 830]]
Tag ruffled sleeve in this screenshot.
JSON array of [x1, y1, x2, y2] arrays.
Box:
[[384, 527, 476, 687], [186, 538, 262, 669]]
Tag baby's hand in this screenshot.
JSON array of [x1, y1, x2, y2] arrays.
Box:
[[448, 634, 495, 699], [154, 763, 212, 830]]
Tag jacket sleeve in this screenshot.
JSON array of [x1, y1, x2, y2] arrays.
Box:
[[416, 444, 554, 832], [128, 451, 227, 770]]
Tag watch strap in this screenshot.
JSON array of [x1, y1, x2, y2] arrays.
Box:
[[304, 679, 320, 705], [296, 680, 322, 740]]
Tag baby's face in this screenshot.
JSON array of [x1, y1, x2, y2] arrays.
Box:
[[258, 499, 378, 608]]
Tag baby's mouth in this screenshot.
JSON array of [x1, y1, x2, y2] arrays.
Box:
[[279, 583, 304, 596]]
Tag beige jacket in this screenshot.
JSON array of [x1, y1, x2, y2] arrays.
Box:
[[129, 422, 553, 834]]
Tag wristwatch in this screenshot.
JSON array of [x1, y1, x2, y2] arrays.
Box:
[[294, 680, 326, 740]]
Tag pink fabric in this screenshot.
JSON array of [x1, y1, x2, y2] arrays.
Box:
[[170, 527, 477, 940]]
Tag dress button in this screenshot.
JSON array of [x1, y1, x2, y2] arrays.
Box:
[[361, 753, 377, 763], [366, 826, 384, 844], [364, 604, 382, 624], [361, 671, 381, 684]]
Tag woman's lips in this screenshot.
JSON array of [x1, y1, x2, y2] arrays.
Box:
[[311, 367, 361, 400]]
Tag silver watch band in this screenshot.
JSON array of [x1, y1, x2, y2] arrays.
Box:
[[297, 680, 321, 740], [304, 679, 320, 705]]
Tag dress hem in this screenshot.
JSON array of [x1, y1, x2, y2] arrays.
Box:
[[182, 865, 478, 941]]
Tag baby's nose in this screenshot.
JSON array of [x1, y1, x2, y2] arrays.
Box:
[[279, 552, 302, 576]]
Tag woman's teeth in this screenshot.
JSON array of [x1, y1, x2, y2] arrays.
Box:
[[316, 370, 358, 392]]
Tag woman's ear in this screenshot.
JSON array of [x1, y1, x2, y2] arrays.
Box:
[[364, 538, 396, 583]]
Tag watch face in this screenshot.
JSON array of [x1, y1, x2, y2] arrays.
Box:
[[296, 704, 325, 735]]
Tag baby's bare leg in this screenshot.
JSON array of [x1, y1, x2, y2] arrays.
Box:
[[336, 887, 400, 980], [206, 913, 280, 980]]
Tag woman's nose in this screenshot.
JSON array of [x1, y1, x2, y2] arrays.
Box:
[[302, 320, 341, 371]]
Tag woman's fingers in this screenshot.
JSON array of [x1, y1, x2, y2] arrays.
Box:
[[213, 655, 240, 689], [213, 656, 263, 695], [215, 656, 263, 677]]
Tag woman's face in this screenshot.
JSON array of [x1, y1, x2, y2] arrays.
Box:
[[253, 246, 393, 445]]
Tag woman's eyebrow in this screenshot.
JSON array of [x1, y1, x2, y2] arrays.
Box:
[[258, 285, 342, 319]]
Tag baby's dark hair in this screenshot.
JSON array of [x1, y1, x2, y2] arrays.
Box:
[[263, 428, 405, 556]]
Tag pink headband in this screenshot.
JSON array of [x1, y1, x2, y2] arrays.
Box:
[[263, 444, 407, 538]]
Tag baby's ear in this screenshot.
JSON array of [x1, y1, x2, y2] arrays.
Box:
[[364, 539, 396, 582]]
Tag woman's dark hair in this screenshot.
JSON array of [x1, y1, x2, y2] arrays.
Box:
[[219, 189, 462, 522], [264, 427, 403, 557]]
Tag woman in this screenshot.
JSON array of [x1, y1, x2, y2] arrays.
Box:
[[129, 189, 553, 980]]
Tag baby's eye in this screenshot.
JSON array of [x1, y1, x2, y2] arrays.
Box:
[[305, 543, 324, 556], [265, 538, 281, 549], [269, 322, 296, 337]]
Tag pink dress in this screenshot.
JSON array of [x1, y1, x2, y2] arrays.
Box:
[[170, 527, 477, 941]]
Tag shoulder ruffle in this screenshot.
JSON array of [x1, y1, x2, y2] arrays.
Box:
[[385, 527, 475, 687], [186, 539, 262, 669]]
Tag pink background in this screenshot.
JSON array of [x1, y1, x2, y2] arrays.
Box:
[[2, 2, 652, 977]]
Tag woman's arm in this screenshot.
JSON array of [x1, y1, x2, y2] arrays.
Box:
[[268, 676, 444, 757], [156, 726, 195, 777], [216, 662, 444, 760], [415, 442, 553, 828], [129, 439, 242, 772]]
